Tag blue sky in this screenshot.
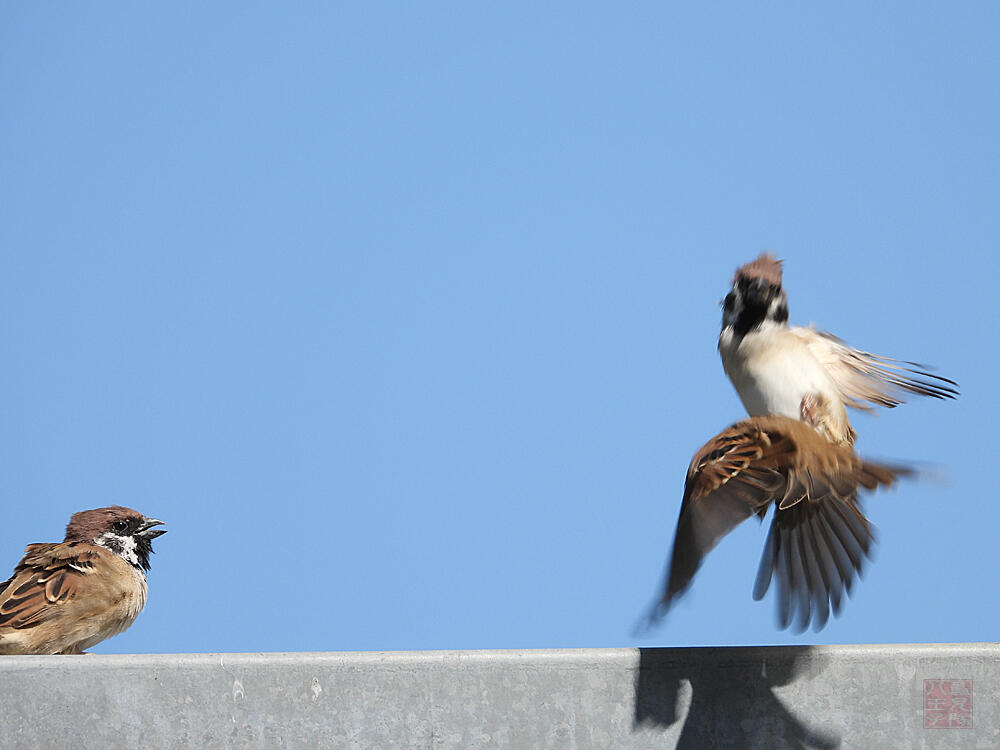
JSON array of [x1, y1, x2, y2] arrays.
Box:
[[1, 4, 995, 654]]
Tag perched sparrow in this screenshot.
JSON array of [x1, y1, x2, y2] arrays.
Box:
[[718, 253, 957, 446], [647, 415, 910, 631], [0, 506, 166, 654]]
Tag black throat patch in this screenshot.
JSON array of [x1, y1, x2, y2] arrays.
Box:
[[723, 283, 788, 339]]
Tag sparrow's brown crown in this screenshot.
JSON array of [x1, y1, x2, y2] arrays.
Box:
[[734, 252, 783, 287]]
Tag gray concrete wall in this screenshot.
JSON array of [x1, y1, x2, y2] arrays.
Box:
[[0, 643, 994, 749]]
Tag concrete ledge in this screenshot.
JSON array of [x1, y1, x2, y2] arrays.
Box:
[[1, 643, 996, 748]]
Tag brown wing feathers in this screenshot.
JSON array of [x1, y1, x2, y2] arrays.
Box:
[[654, 416, 909, 631], [0, 544, 100, 631], [661, 422, 778, 606]]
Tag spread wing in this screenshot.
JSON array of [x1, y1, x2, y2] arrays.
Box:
[[645, 416, 911, 631], [658, 421, 786, 612], [0, 543, 106, 630], [790, 326, 958, 411]]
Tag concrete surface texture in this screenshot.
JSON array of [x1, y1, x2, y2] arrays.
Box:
[[0, 643, 995, 748]]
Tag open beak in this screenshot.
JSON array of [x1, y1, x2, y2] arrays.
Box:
[[139, 517, 167, 539]]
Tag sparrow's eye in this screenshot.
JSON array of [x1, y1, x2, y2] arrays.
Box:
[[112, 520, 129, 534]]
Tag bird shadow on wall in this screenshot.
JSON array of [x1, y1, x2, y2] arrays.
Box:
[[633, 645, 840, 749]]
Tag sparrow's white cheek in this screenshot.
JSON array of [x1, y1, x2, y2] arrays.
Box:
[[767, 295, 788, 321], [95, 533, 140, 567]]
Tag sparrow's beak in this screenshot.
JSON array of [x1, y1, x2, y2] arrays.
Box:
[[138, 517, 167, 539]]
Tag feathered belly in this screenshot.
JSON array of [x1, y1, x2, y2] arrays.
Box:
[[72, 569, 149, 652], [724, 346, 837, 419]]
